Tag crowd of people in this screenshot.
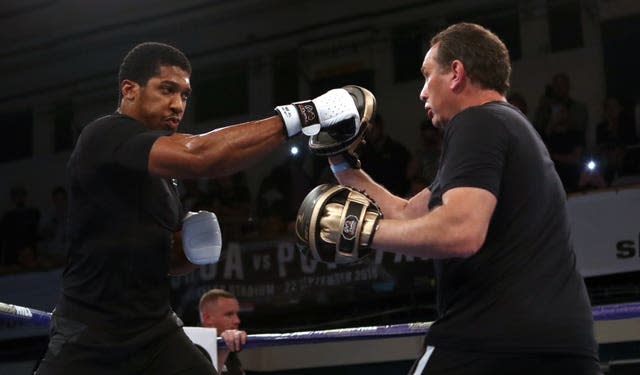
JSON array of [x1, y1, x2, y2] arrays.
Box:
[[515, 72, 640, 193], [1, 75, 639, 277], [0, 186, 68, 275]]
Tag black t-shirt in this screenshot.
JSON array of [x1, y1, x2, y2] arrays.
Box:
[[425, 102, 597, 358], [57, 113, 185, 337], [222, 352, 245, 375]]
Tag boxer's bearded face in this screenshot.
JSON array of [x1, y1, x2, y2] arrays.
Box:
[[123, 65, 191, 131]]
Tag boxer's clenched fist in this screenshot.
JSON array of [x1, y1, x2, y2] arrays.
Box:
[[275, 87, 361, 137]]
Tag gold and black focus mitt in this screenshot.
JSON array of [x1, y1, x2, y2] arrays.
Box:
[[308, 85, 376, 168], [295, 184, 382, 264]]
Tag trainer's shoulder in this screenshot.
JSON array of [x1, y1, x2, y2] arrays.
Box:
[[468, 101, 517, 119], [451, 102, 511, 132]]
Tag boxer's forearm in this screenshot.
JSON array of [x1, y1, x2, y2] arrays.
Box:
[[148, 116, 286, 179]]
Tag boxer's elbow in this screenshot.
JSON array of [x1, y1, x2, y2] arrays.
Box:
[[169, 261, 200, 276]]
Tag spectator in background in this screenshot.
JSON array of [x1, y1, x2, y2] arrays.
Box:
[[577, 160, 608, 191], [594, 96, 639, 184], [542, 101, 585, 192], [0, 186, 41, 267], [0, 243, 53, 275], [533, 72, 588, 136], [507, 91, 529, 117], [207, 172, 253, 241], [199, 289, 246, 375], [256, 154, 313, 237], [39, 186, 69, 266], [359, 114, 412, 197], [407, 118, 442, 196], [16, 243, 52, 272]]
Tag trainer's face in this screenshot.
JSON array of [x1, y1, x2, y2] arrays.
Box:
[[419, 44, 454, 128], [203, 297, 241, 333], [121, 65, 191, 132]]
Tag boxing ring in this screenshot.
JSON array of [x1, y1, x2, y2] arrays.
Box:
[[2, 301, 640, 373]]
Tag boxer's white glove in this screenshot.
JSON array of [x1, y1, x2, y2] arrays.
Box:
[[275, 88, 360, 137], [182, 211, 222, 265]]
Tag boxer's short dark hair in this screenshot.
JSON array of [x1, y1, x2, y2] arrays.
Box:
[[118, 42, 191, 88]]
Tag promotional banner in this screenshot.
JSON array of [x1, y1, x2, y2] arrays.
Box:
[[568, 186, 640, 277], [169, 240, 436, 331]]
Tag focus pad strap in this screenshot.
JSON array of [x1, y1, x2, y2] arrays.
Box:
[[337, 191, 370, 256]]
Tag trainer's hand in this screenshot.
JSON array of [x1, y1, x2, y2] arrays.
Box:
[[320, 202, 380, 248], [220, 329, 247, 352], [296, 184, 382, 264], [275, 88, 359, 137]]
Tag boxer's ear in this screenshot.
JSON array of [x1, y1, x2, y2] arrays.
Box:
[[121, 79, 139, 101]]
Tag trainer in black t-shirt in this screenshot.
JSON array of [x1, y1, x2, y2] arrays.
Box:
[[425, 102, 597, 359]]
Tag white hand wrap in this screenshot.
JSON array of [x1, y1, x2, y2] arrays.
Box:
[[182, 211, 222, 265], [275, 88, 360, 137]]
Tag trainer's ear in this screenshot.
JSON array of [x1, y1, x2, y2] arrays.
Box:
[[450, 60, 466, 92]]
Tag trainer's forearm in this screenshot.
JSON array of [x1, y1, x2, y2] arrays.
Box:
[[329, 156, 411, 218]]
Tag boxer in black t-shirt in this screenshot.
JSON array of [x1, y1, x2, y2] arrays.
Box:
[[35, 41, 367, 375]]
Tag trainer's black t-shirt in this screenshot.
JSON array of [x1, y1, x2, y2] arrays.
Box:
[[57, 113, 185, 337], [425, 102, 598, 358]]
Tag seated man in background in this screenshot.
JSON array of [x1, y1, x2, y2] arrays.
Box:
[[199, 289, 247, 375]]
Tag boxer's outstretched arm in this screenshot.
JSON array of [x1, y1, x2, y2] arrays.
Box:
[[148, 116, 286, 179], [149, 87, 363, 178]]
